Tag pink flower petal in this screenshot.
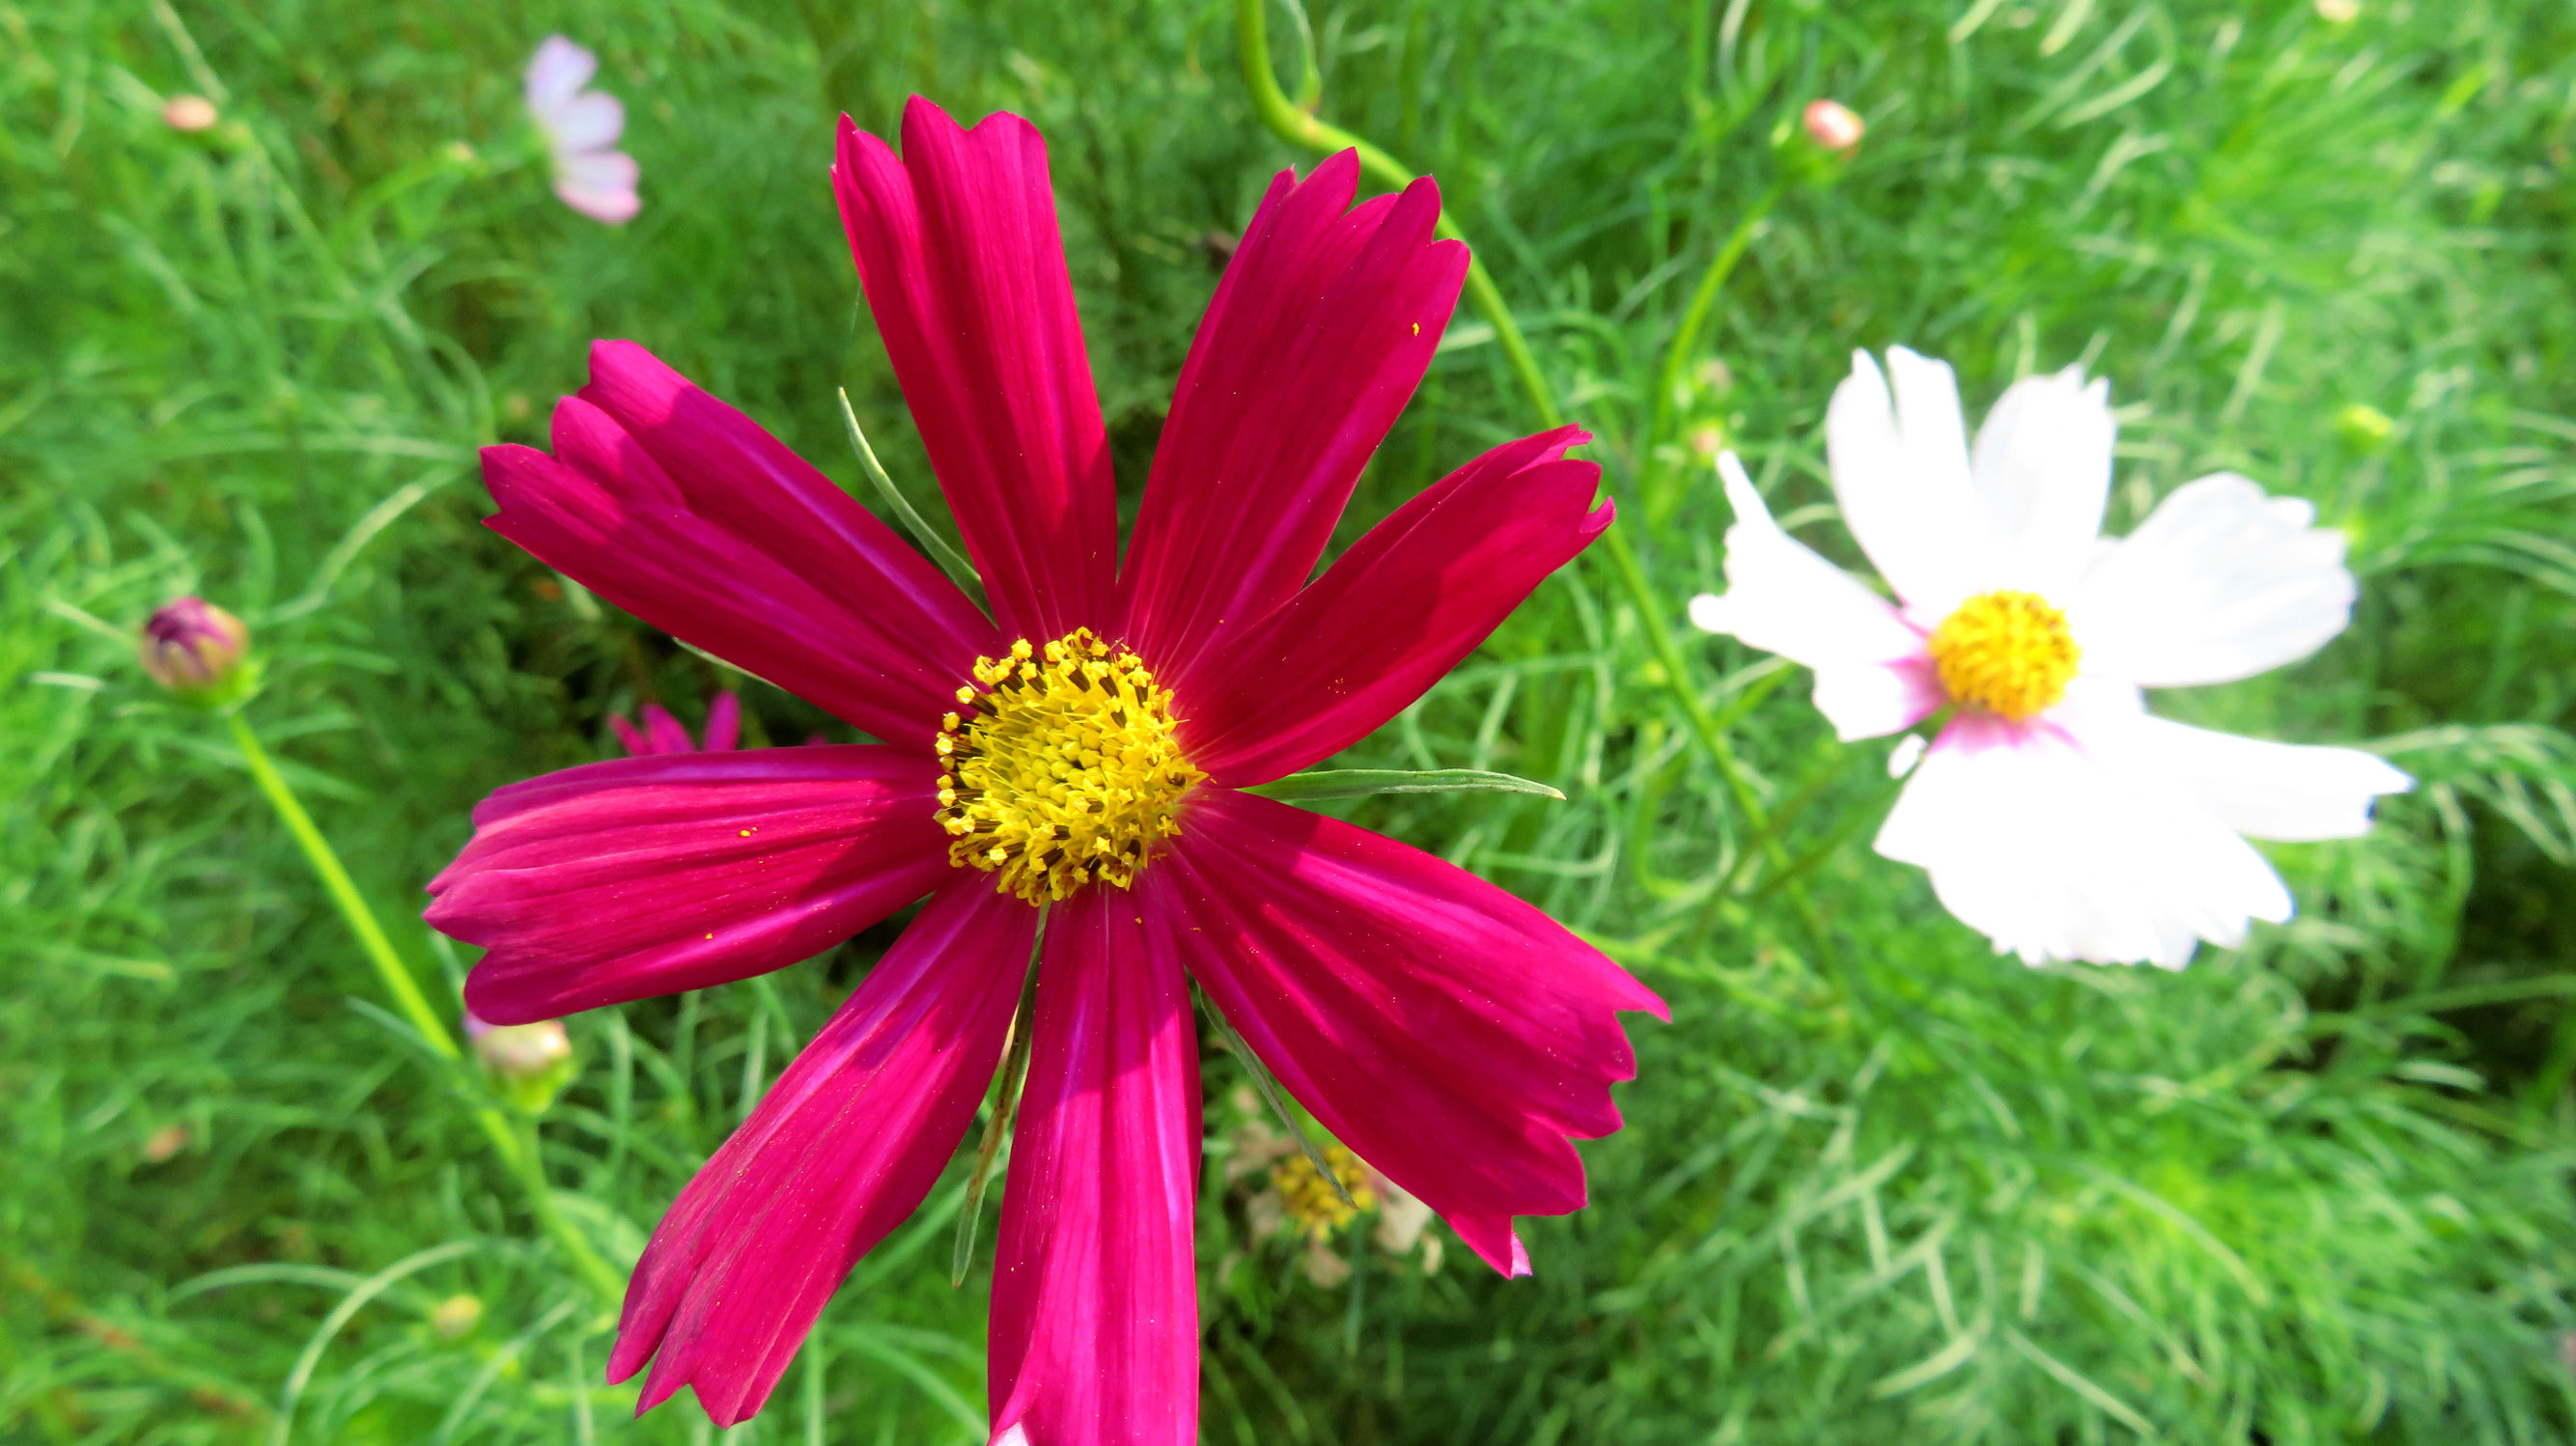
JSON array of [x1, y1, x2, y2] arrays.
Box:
[[541, 91, 626, 153], [988, 887, 1200, 1446], [1152, 790, 1663, 1277], [609, 877, 1033, 1426], [429, 747, 953, 1021], [1115, 153, 1468, 686], [702, 692, 741, 752], [553, 149, 640, 225], [482, 342, 994, 748], [608, 713, 652, 756], [1174, 428, 1609, 785], [833, 100, 1118, 643], [641, 703, 693, 755]]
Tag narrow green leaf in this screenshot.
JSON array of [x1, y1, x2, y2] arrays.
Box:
[[952, 906, 1045, 1287], [1246, 767, 1565, 803], [1198, 989, 1355, 1210], [838, 387, 979, 595]]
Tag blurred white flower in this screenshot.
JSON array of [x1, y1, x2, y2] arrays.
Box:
[[1690, 347, 2411, 968], [524, 35, 638, 225]]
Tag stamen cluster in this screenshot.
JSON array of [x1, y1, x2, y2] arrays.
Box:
[[1927, 590, 2081, 722], [1272, 1144, 1378, 1240], [936, 628, 1203, 904]]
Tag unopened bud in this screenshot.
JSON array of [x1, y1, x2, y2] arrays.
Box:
[[2313, 0, 2360, 22], [467, 1012, 576, 1111], [2335, 403, 2395, 451], [428, 1293, 484, 1340], [1802, 98, 1865, 153], [162, 96, 219, 132], [138, 598, 256, 706]]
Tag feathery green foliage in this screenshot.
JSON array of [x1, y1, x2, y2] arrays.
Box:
[[7, 0, 2576, 1441]]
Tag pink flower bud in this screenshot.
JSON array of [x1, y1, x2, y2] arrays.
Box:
[[1802, 98, 1865, 153], [137, 598, 251, 701], [162, 96, 218, 132]]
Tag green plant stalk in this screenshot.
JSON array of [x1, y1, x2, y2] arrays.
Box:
[[1644, 181, 1781, 523], [1235, 0, 1763, 824], [224, 711, 625, 1307], [1235, 0, 1856, 981]]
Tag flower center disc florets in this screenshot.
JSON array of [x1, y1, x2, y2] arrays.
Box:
[[1273, 1145, 1377, 1240], [1927, 590, 2081, 722], [936, 627, 1203, 904]]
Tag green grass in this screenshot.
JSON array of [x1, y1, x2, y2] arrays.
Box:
[[9, 0, 2576, 1440]]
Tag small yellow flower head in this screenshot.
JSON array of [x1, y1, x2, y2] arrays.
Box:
[[1271, 1144, 1378, 1241]]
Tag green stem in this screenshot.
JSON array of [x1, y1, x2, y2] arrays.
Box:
[[1644, 181, 1780, 524], [225, 710, 624, 1306], [1235, 0, 1854, 982], [1234, 0, 1761, 820]]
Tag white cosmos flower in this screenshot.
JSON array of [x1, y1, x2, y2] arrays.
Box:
[[524, 36, 639, 226], [1690, 347, 2412, 968]]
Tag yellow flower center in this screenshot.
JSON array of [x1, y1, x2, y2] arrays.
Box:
[[1926, 590, 2081, 722], [1273, 1144, 1377, 1240], [935, 628, 1203, 904]]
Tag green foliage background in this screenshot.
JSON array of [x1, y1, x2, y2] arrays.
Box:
[[9, 0, 2576, 1440]]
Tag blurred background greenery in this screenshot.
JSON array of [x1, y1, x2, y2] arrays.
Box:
[[9, 0, 2576, 1440]]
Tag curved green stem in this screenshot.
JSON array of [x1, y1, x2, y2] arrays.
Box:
[[1235, 0, 1855, 983], [1644, 181, 1780, 524], [225, 711, 624, 1306]]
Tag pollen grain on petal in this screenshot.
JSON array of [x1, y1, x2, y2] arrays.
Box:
[[1926, 590, 2080, 722], [934, 627, 1204, 904]]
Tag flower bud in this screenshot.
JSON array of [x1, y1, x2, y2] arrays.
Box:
[[2314, 0, 2360, 22], [162, 96, 219, 132], [467, 1012, 577, 1111], [138, 598, 257, 707], [1802, 98, 1865, 154], [2335, 403, 2395, 451], [428, 1293, 485, 1340]]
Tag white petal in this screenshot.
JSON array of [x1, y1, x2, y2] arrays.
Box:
[[1888, 734, 1927, 778], [1876, 709, 2293, 967], [524, 36, 599, 114], [2067, 473, 2355, 687], [1969, 366, 2114, 597], [539, 91, 625, 153], [1825, 349, 1985, 613], [553, 150, 640, 225], [1691, 454, 1938, 740], [2128, 716, 2410, 841]]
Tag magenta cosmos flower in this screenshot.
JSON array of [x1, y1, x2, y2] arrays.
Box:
[[426, 97, 1663, 1439]]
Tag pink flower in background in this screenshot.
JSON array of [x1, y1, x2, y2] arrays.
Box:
[[426, 97, 1661, 1439], [524, 36, 639, 225], [1690, 347, 2411, 967], [610, 693, 739, 756]]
